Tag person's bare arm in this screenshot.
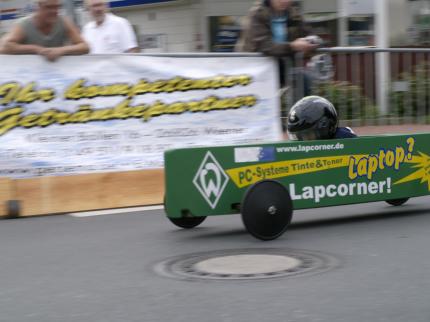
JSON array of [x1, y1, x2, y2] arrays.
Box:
[[61, 17, 89, 55], [39, 18, 89, 62], [2, 24, 44, 55]]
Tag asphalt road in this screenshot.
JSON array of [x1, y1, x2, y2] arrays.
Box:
[[1, 196, 430, 322]]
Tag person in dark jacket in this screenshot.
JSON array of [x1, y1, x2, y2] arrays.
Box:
[[287, 96, 357, 141], [235, 0, 315, 56], [235, 0, 317, 87]]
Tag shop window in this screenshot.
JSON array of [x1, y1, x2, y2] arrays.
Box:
[[208, 16, 242, 52], [347, 15, 375, 46]]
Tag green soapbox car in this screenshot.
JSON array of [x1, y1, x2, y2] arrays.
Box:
[[164, 133, 430, 240]]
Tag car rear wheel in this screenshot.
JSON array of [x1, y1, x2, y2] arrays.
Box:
[[386, 198, 409, 206]]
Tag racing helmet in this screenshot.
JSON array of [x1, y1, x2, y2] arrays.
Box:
[[287, 96, 338, 141]]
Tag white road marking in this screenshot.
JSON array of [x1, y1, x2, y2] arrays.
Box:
[[68, 205, 164, 217]]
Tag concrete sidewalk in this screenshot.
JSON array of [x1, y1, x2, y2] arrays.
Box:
[[352, 124, 430, 135], [282, 124, 430, 140]]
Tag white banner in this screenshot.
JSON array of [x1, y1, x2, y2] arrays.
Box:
[[0, 55, 282, 178]]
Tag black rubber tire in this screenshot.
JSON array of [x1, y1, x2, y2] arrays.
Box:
[[386, 198, 409, 206], [164, 195, 206, 229], [168, 216, 206, 229], [241, 180, 293, 241]]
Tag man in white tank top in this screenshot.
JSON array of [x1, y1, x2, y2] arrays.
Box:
[[83, 0, 139, 54], [2, 0, 89, 61]]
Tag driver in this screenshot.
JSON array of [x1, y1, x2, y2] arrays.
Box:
[[286, 95, 357, 140]]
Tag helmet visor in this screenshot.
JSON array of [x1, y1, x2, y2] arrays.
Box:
[[287, 127, 319, 141]]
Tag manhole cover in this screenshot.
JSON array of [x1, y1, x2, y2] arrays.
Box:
[[154, 248, 338, 281]]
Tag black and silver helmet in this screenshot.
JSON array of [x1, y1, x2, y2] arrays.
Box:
[[287, 96, 338, 141]]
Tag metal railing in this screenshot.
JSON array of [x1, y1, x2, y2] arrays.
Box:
[[284, 47, 430, 127], [1, 48, 428, 128]]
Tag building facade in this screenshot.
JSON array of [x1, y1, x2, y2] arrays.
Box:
[[1, 0, 430, 51]]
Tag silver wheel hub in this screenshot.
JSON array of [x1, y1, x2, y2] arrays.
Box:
[[268, 205, 277, 215]]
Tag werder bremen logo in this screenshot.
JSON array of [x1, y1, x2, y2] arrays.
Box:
[[193, 151, 229, 209]]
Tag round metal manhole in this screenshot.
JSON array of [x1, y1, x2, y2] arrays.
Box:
[[154, 248, 338, 281]]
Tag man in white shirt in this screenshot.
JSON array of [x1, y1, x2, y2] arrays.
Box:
[[83, 0, 139, 54]]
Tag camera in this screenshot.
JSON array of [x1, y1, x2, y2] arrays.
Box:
[[304, 35, 323, 46]]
